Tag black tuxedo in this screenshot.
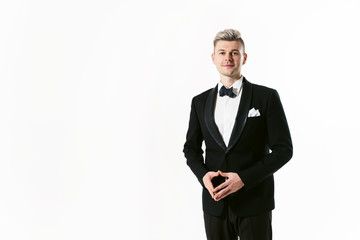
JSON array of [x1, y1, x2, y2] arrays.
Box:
[[183, 78, 293, 217]]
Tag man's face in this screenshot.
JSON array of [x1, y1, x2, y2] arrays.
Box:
[[211, 40, 247, 79]]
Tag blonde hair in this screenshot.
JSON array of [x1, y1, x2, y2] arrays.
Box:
[[213, 29, 245, 52]]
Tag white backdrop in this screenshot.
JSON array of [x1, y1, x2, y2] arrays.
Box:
[[1, 0, 360, 239]]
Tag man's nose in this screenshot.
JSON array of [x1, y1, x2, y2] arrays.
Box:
[[225, 54, 233, 61]]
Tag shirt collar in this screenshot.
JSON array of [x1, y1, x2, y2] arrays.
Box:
[[218, 76, 244, 96]]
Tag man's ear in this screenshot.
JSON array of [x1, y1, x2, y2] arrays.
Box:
[[243, 53, 248, 64], [211, 53, 215, 64]]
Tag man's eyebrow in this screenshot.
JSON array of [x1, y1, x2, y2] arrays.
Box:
[[217, 49, 240, 52]]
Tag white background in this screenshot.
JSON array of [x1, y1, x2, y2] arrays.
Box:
[[1, 0, 360, 239]]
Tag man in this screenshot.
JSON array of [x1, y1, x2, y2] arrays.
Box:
[[183, 29, 293, 240]]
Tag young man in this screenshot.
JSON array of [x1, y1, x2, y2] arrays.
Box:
[[183, 29, 293, 240]]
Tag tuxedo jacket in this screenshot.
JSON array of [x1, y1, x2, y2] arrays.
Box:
[[183, 78, 293, 217]]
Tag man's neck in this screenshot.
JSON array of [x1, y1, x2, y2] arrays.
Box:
[[220, 75, 242, 88]]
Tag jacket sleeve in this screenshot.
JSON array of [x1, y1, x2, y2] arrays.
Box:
[[238, 89, 293, 190], [183, 98, 209, 186]]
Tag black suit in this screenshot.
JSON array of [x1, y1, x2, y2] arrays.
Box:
[[183, 78, 293, 217]]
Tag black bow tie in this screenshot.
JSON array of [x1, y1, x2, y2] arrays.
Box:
[[219, 86, 234, 97]]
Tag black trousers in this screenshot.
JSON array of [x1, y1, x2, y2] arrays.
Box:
[[203, 207, 272, 240]]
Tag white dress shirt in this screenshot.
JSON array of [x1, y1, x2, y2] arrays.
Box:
[[214, 76, 244, 147]]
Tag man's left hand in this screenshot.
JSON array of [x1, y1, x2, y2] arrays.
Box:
[[213, 171, 244, 201]]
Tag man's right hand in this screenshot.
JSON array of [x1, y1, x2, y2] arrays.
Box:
[[202, 171, 220, 199]]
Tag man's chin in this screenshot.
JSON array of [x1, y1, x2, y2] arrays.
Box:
[[222, 72, 241, 79]]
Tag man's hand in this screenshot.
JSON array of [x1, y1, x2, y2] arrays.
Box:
[[213, 171, 244, 201], [202, 171, 221, 199]]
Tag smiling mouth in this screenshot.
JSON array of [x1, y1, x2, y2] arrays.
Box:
[[223, 65, 234, 67]]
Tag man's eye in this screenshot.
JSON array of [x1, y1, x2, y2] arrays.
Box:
[[232, 52, 239, 55], [219, 52, 225, 55]]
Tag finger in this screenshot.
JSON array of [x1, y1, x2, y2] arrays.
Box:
[[205, 179, 215, 192], [213, 181, 229, 193], [211, 171, 220, 178], [219, 171, 229, 178], [214, 187, 231, 201], [208, 189, 215, 198], [214, 185, 227, 199], [206, 171, 217, 181]]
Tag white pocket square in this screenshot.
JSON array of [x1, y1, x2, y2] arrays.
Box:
[[248, 108, 261, 117]]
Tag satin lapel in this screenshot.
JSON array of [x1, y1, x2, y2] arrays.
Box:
[[227, 78, 253, 151], [204, 85, 227, 151]]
